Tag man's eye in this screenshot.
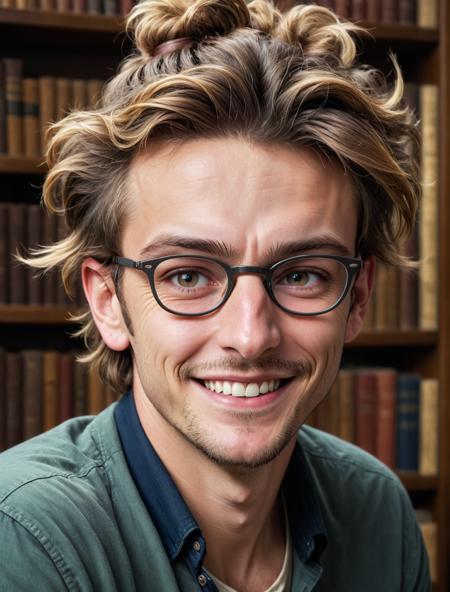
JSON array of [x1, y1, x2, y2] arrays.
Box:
[[283, 270, 320, 287], [170, 270, 208, 288]]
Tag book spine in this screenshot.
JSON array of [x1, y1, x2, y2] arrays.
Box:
[[338, 369, 355, 443], [355, 370, 377, 455], [22, 350, 43, 440], [419, 379, 439, 475], [43, 351, 60, 432], [334, 0, 351, 19], [374, 369, 397, 469], [27, 203, 43, 305], [3, 58, 23, 156], [398, 0, 415, 23], [59, 353, 73, 422], [39, 76, 56, 155], [419, 84, 439, 330], [0, 203, 7, 304], [56, 78, 73, 121], [417, 0, 437, 27], [42, 209, 58, 305], [0, 61, 6, 154], [351, 0, 366, 20], [5, 352, 22, 448], [396, 374, 420, 471], [86, 79, 104, 108], [88, 366, 105, 415], [72, 79, 87, 110], [366, 0, 380, 21], [23, 78, 41, 158], [8, 203, 27, 304], [380, 0, 398, 23]]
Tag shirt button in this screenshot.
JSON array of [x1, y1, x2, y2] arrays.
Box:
[[193, 540, 201, 552], [198, 574, 207, 586]]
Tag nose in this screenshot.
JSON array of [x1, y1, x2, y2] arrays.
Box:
[[215, 275, 282, 359]]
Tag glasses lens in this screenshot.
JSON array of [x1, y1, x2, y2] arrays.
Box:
[[153, 257, 228, 314], [271, 256, 348, 314]]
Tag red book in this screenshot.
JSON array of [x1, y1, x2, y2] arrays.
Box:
[[374, 369, 397, 468], [355, 369, 377, 455]]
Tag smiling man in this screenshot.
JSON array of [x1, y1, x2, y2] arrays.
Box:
[[0, 1, 431, 591]]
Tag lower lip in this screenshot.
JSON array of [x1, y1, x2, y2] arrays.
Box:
[[193, 380, 291, 410]]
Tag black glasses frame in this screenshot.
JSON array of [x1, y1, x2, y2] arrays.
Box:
[[109, 254, 363, 317]]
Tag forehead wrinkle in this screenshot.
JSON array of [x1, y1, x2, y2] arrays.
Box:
[[138, 234, 238, 260]]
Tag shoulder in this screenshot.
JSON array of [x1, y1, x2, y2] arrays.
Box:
[[0, 404, 121, 520], [298, 425, 407, 506]]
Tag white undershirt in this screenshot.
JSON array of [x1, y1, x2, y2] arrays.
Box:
[[206, 502, 292, 592]]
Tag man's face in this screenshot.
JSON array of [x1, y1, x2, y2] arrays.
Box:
[[117, 139, 364, 468]]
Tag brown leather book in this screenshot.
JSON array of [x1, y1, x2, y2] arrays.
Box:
[[5, 351, 22, 448], [355, 369, 377, 455], [72, 79, 87, 110], [3, 58, 23, 156], [56, 78, 73, 121], [398, 0, 415, 23], [43, 351, 60, 432], [73, 360, 88, 416], [351, 0, 366, 20], [39, 76, 56, 155], [27, 203, 43, 305], [374, 368, 397, 469], [8, 202, 27, 304], [23, 78, 40, 157], [419, 379, 439, 476], [56, 214, 71, 305], [22, 349, 43, 441], [0, 61, 6, 154], [86, 79, 104, 109], [417, 0, 437, 27], [366, 0, 380, 21], [88, 365, 105, 415], [42, 208, 58, 305], [380, 0, 398, 23], [338, 369, 355, 443], [334, 0, 351, 18], [59, 353, 74, 422]]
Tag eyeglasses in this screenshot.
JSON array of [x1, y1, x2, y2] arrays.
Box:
[[110, 254, 362, 317]]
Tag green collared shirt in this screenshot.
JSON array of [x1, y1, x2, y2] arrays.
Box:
[[0, 402, 431, 591]]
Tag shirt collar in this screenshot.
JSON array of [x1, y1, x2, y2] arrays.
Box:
[[114, 391, 327, 565]]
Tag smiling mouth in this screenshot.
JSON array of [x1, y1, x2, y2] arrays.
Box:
[[201, 379, 290, 398]]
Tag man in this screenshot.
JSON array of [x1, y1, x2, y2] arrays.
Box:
[[0, 0, 430, 590]]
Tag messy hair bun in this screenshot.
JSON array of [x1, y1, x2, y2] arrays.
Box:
[[127, 0, 251, 57]]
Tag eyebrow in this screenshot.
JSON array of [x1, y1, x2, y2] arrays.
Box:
[[138, 234, 353, 261]]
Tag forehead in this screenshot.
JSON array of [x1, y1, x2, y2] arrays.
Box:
[[123, 139, 358, 259]]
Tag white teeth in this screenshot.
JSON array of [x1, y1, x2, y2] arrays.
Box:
[[202, 379, 282, 397]]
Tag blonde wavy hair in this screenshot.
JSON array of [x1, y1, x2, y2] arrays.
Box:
[[24, 0, 420, 394]]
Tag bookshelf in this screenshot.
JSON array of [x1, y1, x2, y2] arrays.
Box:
[[0, 1, 448, 589]]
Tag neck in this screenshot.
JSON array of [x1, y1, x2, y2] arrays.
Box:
[[134, 390, 296, 591]]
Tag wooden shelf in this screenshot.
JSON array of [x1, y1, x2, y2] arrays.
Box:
[[347, 330, 438, 348], [0, 305, 79, 324], [361, 21, 439, 44], [0, 8, 123, 32], [0, 156, 45, 174]]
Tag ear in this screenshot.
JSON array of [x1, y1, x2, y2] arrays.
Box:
[[344, 256, 376, 344], [81, 257, 130, 352]]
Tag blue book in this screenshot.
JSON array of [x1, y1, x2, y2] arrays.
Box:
[[396, 374, 421, 471]]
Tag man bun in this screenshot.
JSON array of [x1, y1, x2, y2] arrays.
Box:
[[127, 0, 251, 57]]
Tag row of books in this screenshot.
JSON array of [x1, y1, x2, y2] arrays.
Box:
[[307, 368, 438, 474], [0, 58, 104, 157], [361, 82, 439, 332], [0, 201, 85, 306], [0, 349, 117, 451], [277, 0, 436, 26], [0, 0, 134, 16]]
